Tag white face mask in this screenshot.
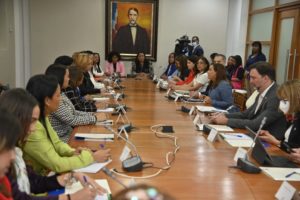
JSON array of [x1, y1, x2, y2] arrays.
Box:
[[279, 100, 290, 114], [192, 42, 197, 47]]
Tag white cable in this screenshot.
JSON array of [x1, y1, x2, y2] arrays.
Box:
[[150, 124, 180, 168], [110, 124, 180, 179]]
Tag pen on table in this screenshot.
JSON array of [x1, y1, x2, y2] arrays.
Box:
[[92, 143, 105, 152], [285, 171, 299, 178], [83, 176, 98, 191], [83, 176, 89, 187], [100, 143, 105, 149], [234, 134, 243, 138]]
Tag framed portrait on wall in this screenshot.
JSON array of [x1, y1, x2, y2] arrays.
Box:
[[105, 0, 159, 61]]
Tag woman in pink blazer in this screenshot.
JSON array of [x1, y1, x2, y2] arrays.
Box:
[[105, 51, 126, 77]]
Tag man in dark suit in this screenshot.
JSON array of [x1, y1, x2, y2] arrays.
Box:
[[211, 61, 286, 140], [113, 7, 150, 54], [190, 36, 204, 57]]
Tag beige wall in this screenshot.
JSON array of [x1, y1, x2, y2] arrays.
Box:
[[29, 0, 105, 75], [29, 0, 229, 76], [0, 0, 15, 87]]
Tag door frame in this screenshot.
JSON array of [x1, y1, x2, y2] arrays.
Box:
[[272, 4, 300, 80]]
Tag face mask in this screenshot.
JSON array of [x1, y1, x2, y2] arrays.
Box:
[[192, 42, 197, 47], [279, 100, 290, 114]]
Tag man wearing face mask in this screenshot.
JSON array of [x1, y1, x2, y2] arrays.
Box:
[[258, 80, 300, 153], [211, 61, 286, 140], [190, 36, 204, 57]]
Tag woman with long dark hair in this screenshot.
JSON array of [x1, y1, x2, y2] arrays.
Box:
[[0, 88, 105, 200], [0, 108, 21, 200], [230, 55, 245, 89], [45, 64, 106, 142], [201, 63, 233, 110], [24, 75, 110, 175], [91, 52, 104, 77], [174, 56, 209, 93], [168, 55, 189, 86], [160, 52, 177, 80], [131, 52, 152, 75]]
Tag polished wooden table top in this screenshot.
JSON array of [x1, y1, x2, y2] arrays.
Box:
[[69, 78, 300, 199]]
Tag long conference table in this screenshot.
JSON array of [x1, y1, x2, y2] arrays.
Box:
[[69, 78, 300, 199]]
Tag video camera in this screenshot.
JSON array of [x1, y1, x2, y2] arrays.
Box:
[[174, 35, 192, 56], [0, 84, 9, 93]]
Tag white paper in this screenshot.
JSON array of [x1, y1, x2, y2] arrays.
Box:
[[65, 179, 111, 200], [260, 167, 300, 181], [174, 90, 190, 97], [233, 89, 247, 94], [207, 128, 218, 142], [220, 133, 252, 140], [93, 97, 110, 102], [196, 105, 228, 113], [74, 160, 112, 173], [174, 93, 189, 98], [224, 140, 254, 148], [275, 181, 296, 200], [206, 124, 234, 132], [96, 108, 114, 113], [120, 145, 131, 162], [233, 147, 247, 162]]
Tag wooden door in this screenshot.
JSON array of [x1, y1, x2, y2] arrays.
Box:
[[273, 7, 300, 84]]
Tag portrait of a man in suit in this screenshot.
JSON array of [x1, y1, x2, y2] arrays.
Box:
[[112, 7, 150, 54]]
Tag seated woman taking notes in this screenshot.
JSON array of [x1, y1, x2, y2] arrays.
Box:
[[259, 80, 300, 154], [0, 88, 106, 200], [45, 64, 106, 143], [200, 63, 233, 110], [24, 75, 110, 175]]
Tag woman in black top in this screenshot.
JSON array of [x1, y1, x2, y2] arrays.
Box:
[[63, 65, 97, 112], [259, 80, 300, 149], [168, 54, 189, 86], [132, 52, 152, 74]]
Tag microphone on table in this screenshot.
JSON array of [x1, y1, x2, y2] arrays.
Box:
[[102, 167, 128, 189], [179, 91, 201, 113], [105, 125, 144, 172], [235, 117, 267, 174]]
